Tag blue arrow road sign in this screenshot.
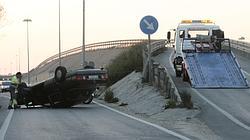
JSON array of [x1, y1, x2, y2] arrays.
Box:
[[140, 15, 158, 35]]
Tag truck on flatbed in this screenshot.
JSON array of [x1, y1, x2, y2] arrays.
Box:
[[16, 66, 108, 107], [170, 20, 248, 88]]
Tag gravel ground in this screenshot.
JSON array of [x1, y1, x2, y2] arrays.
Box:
[[95, 72, 221, 140]]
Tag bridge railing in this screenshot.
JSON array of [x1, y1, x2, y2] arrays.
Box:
[[142, 39, 182, 104], [230, 39, 250, 53], [151, 62, 182, 104], [230, 39, 250, 59], [35, 39, 149, 69]]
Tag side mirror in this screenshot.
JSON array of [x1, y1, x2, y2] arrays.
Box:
[[167, 31, 171, 40]]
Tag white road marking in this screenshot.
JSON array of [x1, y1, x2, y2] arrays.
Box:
[[243, 70, 250, 77], [94, 101, 191, 140], [168, 50, 250, 131], [193, 89, 250, 131], [0, 109, 14, 140]]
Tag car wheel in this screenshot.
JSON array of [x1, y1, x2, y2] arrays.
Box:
[[83, 95, 94, 104], [55, 66, 67, 82]]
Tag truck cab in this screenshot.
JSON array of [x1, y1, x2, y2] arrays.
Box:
[[171, 20, 224, 77]]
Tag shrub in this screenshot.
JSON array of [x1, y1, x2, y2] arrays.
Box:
[[165, 99, 176, 109], [104, 89, 119, 103], [106, 44, 145, 85], [179, 90, 193, 109]]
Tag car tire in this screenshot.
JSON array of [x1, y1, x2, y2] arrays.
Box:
[[83, 95, 94, 104], [55, 66, 67, 82]]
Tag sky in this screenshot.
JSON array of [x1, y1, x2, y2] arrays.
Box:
[[0, 0, 249, 75]]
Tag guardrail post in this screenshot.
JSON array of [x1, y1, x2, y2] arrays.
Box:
[[166, 82, 171, 98], [158, 66, 165, 90], [152, 62, 160, 87], [164, 75, 169, 98]]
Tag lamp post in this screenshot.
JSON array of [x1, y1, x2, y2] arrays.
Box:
[[58, 0, 62, 66], [82, 0, 85, 68], [23, 18, 32, 85]]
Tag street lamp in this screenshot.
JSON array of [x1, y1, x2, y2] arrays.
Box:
[[82, 0, 85, 68], [23, 18, 32, 85], [58, 0, 62, 66]]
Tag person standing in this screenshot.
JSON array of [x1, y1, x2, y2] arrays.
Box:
[[8, 72, 22, 109]]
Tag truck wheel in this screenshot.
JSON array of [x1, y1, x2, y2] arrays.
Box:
[[55, 66, 67, 82]]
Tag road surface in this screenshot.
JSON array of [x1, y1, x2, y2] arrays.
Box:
[[154, 47, 250, 140], [0, 95, 188, 140]]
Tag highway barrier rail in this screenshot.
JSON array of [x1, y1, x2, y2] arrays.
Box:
[[152, 62, 182, 103], [231, 39, 250, 52], [230, 39, 250, 59], [146, 40, 182, 104], [36, 39, 150, 69]]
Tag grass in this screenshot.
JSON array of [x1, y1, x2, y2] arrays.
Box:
[[179, 90, 193, 109], [165, 99, 176, 109]]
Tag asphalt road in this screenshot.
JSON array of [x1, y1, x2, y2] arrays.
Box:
[[0, 98, 186, 140], [153, 47, 250, 140]]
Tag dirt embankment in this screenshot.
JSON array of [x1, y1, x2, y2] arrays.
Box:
[[96, 72, 221, 140]]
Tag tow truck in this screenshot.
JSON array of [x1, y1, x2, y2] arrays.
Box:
[[16, 66, 108, 108], [169, 20, 248, 88]]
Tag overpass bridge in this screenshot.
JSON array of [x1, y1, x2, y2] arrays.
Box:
[[26, 39, 164, 83]]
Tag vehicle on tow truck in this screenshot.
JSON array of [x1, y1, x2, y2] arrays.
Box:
[[169, 20, 248, 88], [16, 66, 108, 108]]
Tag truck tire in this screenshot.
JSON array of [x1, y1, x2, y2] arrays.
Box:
[[55, 66, 67, 82]]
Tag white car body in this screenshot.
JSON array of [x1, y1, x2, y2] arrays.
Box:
[[0, 80, 11, 92]]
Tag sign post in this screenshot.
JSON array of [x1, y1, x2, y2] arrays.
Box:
[[140, 15, 158, 83]]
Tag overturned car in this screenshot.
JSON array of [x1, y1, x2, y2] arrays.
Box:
[[17, 66, 108, 108]]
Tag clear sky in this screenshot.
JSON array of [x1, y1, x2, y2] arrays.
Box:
[[0, 0, 249, 75]]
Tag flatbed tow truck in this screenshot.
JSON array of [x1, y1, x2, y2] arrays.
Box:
[[16, 66, 108, 108], [170, 20, 248, 88]]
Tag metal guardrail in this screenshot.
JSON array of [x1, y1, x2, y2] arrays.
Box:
[[146, 39, 182, 104], [152, 62, 182, 103], [230, 39, 250, 53], [35, 39, 149, 69]]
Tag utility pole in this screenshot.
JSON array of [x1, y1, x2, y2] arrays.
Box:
[[82, 0, 85, 68], [58, 0, 62, 66], [23, 18, 32, 85], [19, 48, 21, 72]]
